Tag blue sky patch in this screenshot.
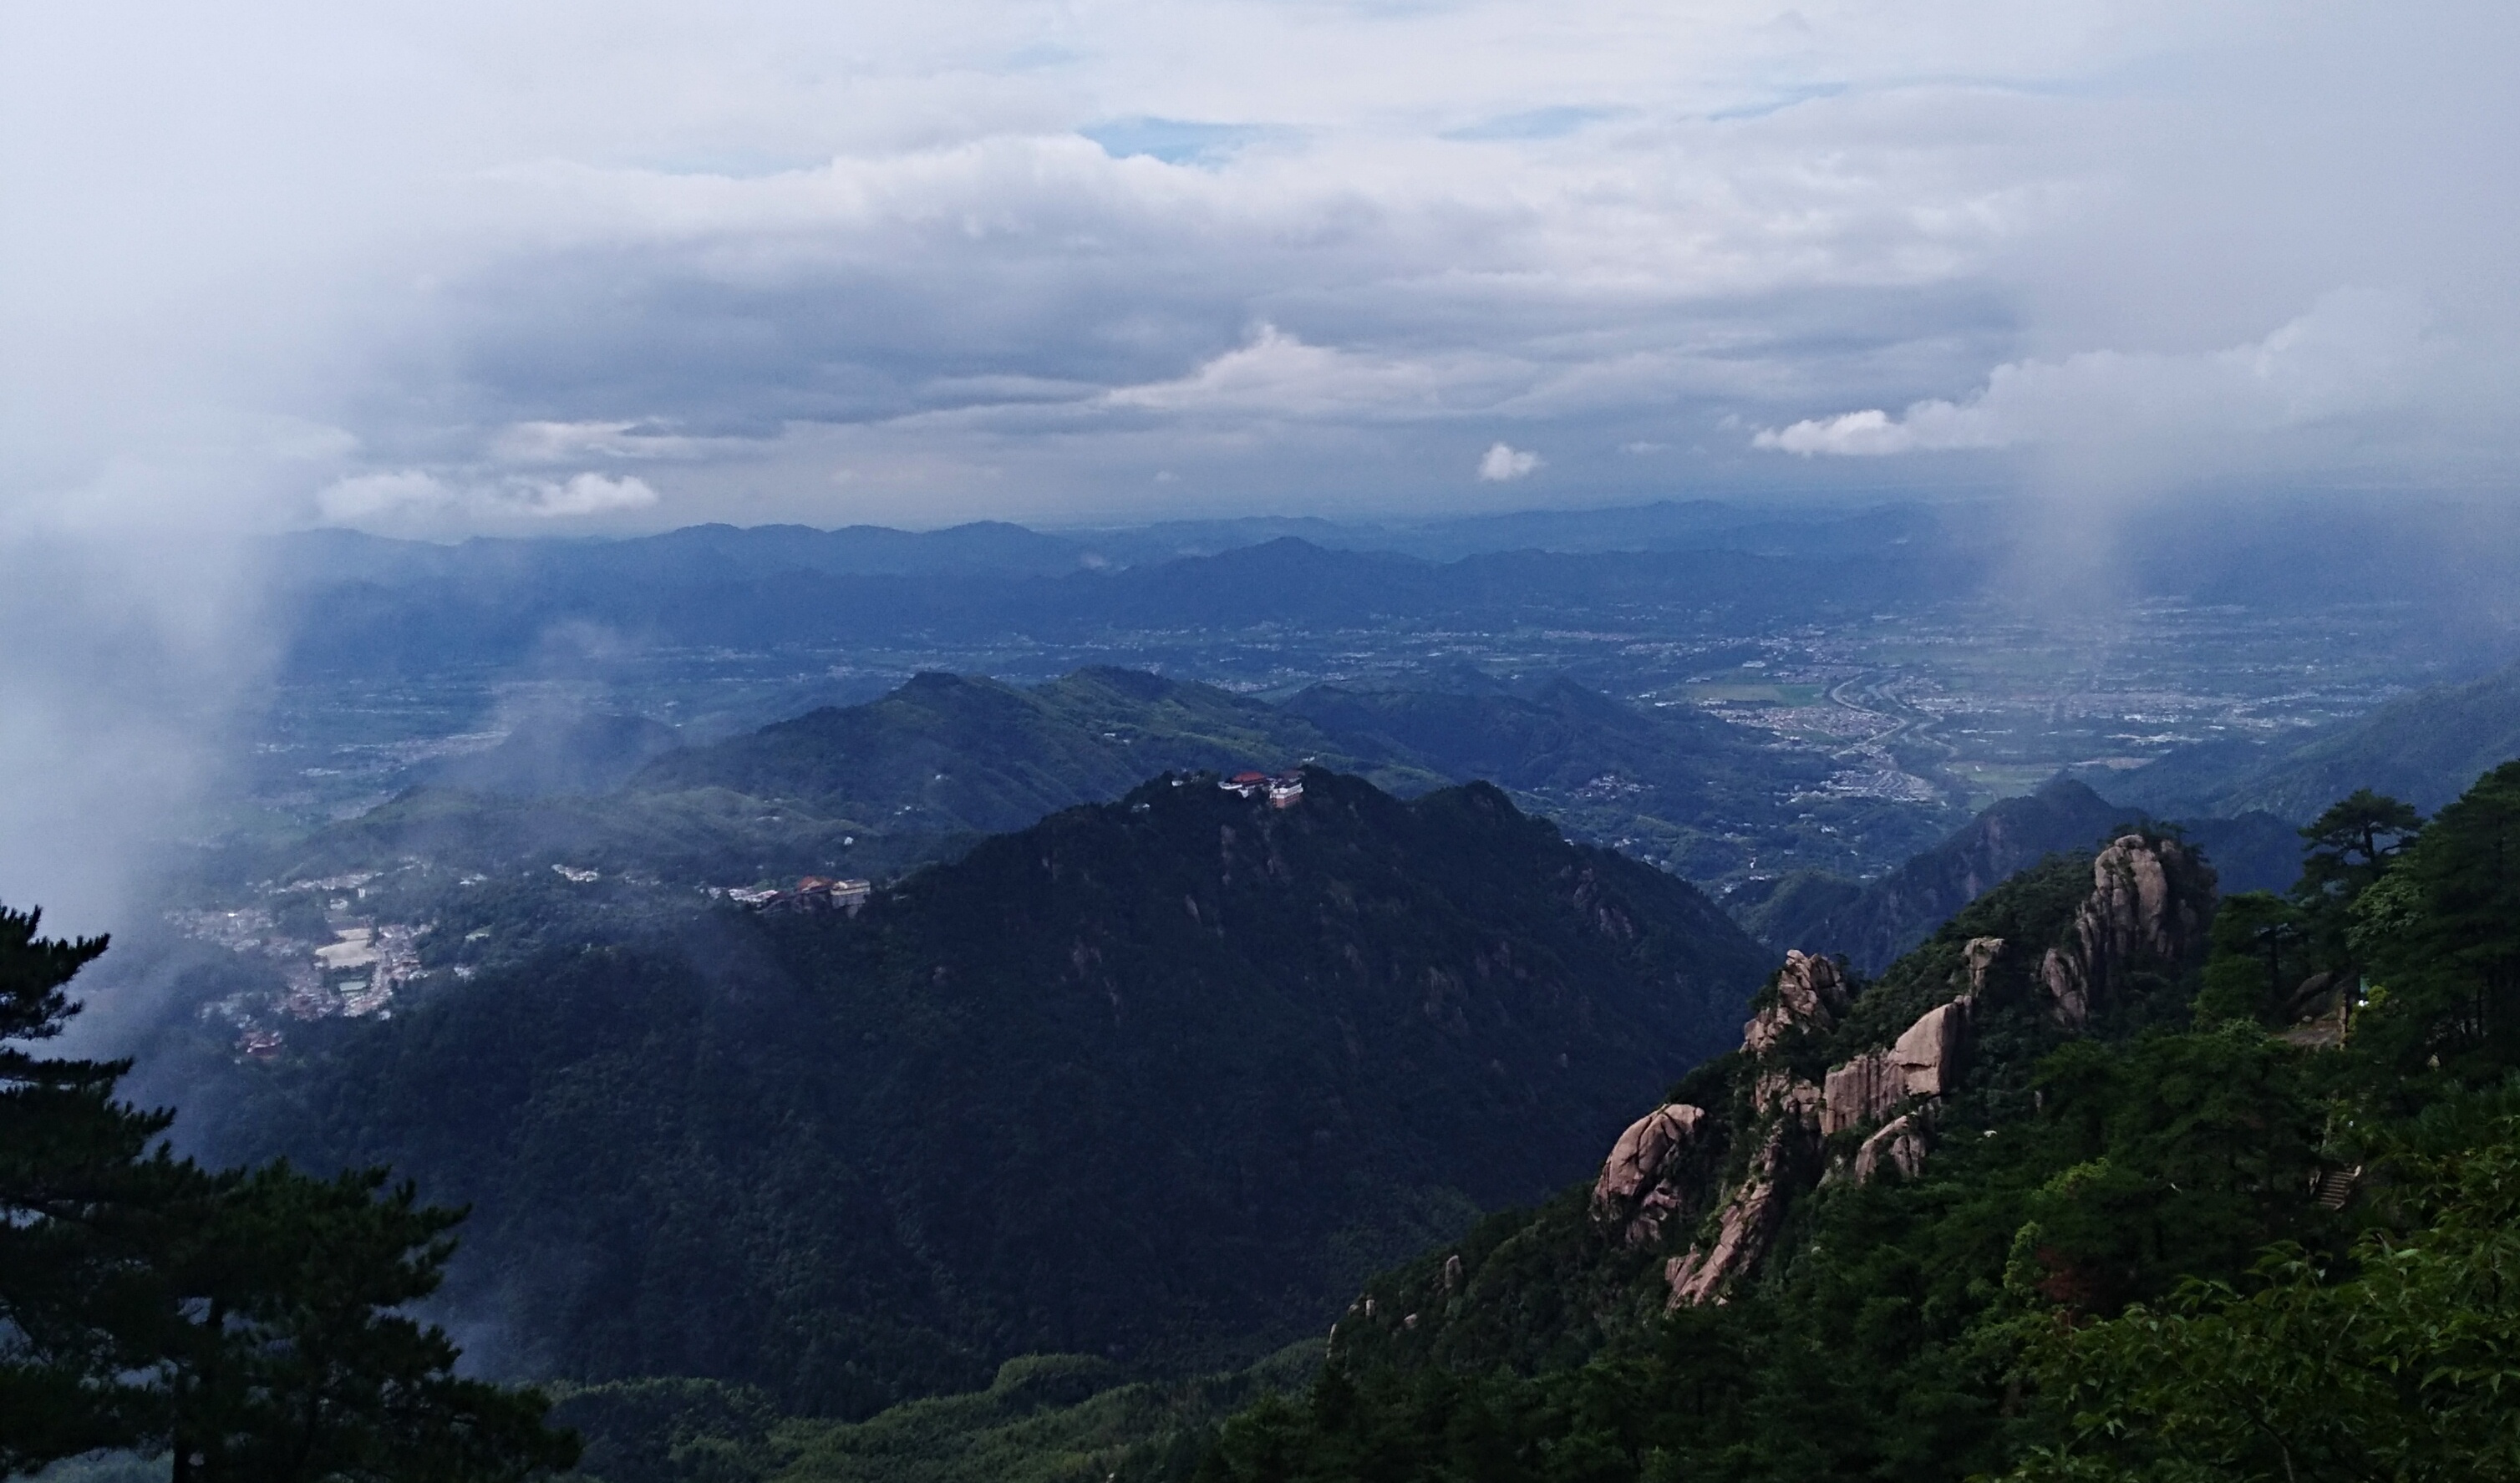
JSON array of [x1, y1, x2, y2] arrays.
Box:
[[1082, 118, 1280, 165]]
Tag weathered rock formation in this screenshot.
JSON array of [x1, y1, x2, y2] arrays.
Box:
[[1631, 839, 2212, 1305], [1817, 939, 2004, 1177], [1659, 941, 1977, 1300], [1754, 1066, 1821, 1120], [1591, 1103, 1712, 1247], [2039, 835, 2208, 1026], [1852, 1112, 1928, 1184], [1654, 956, 1841, 1305], [1743, 949, 1849, 1053], [1820, 994, 1973, 1136], [1963, 936, 2005, 995]]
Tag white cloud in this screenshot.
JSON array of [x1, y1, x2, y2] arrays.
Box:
[[317, 470, 660, 525], [1, 0, 2515, 926], [1477, 442, 1542, 480], [1, 1, 2515, 536], [1753, 406, 1987, 456], [535, 472, 662, 515], [1752, 289, 2447, 470], [1101, 324, 1530, 421], [491, 421, 712, 464]]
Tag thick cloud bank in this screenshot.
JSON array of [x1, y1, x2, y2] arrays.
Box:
[[1753, 290, 2465, 480], [8, 2, 2514, 536]]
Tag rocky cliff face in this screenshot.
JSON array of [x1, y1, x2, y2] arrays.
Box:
[[1820, 993, 1973, 1137], [1653, 978, 1974, 1307], [1742, 949, 1851, 1054], [1571, 835, 2214, 1310], [1664, 1121, 1799, 1305]]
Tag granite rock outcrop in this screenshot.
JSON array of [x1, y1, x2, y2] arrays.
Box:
[[2039, 835, 2208, 1026], [1852, 1111, 1929, 1184], [1657, 955, 1842, 1304], [1665, 1121, 1798, 1306], [1743, 949, 1850, 1054], [1619, 835, 2213, 1305], [1821, 995, 1974, 1136], [1591, 1103, 1712, 1247]]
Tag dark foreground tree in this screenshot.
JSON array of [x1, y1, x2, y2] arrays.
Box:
[[0, 907, 179, 1470], [2355, 760, 2520, 1081], [0, 904, 577, 1480], [2299, 788, 2424, 888], [2290, 788, 2424, 988]]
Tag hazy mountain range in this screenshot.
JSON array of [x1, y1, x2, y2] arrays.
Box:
[[269, 497, 2520, 678]]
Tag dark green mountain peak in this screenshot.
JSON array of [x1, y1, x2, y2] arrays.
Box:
[[195, 768, 1774, 1419]]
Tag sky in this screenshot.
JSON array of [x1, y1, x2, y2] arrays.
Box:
[[5, 1, 2515, 541]]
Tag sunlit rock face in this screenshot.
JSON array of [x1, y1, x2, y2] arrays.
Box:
[[1633, 835, 2217, 1308]]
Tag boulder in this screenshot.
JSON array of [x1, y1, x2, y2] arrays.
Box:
[[1590, 1103, 1710, 1247]]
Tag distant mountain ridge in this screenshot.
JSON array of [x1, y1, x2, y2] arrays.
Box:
[[1747, 778, 2147, 973], [185, 770, 1776, 1418], [274, 528, 1985, 678], [273, 496, 2520, 679]]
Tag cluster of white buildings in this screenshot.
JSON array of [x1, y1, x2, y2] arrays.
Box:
[[739, 876, 872, 915], [1221, 769, 1306, 808]]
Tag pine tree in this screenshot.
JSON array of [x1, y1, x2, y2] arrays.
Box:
[[0, 902, 578, 1480], [2357, 762, 2520, 1080], [0, 907, 180, 1471]]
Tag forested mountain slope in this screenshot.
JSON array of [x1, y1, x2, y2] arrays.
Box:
[[1187, 761, 2520, 1483], [245, 668, 1435, 886], [185, 770, 1773, 1422]]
